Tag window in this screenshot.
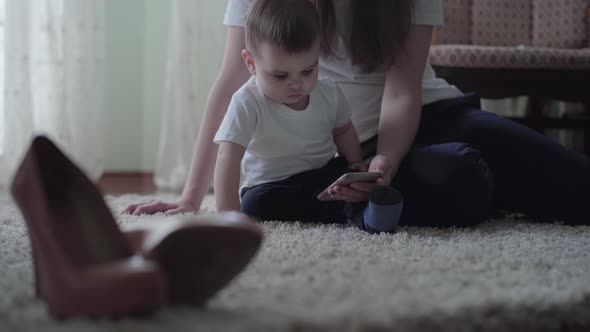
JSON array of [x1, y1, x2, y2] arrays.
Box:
[[0, 0, 5, 156]]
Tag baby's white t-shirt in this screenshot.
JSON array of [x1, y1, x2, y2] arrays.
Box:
[[223, 0, 463, 142], [214, 76, 351, 188]]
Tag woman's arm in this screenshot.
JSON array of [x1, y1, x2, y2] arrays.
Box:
[[329, 25, 433, 202], [180, 27, 250, 208], [126, 26, 251, 215], [371, 25, 433, 184], [214, 141, 246, 212]]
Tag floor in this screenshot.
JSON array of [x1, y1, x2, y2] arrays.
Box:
[[97, 173, 158, 195], [0, 173, 157, 198]]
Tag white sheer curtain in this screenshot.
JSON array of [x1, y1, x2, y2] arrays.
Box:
[[154, 0, 227, 191], [0, 0, 104, 188]]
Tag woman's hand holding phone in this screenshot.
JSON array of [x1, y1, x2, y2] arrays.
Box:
[[321, 155, 394, 203], [318, 172, 382, 202]]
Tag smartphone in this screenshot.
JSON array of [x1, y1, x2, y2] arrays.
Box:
[[317, 171, 382, 201]]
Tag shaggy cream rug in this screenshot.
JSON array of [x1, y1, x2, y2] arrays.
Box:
[[1, 193, 590, 332]]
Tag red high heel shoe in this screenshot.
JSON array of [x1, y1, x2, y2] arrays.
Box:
[[124, 212, 263, 306], [10, 136, 168, 318]]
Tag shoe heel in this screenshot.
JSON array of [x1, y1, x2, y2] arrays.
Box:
[[11, 136, 169, 318]]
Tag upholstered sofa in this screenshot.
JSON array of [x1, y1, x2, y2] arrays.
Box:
[[429, 0, 590, 154]]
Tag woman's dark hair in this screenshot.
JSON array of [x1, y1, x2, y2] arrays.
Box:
[[308, 0, 337, 56], [313, 0, 415, 72]]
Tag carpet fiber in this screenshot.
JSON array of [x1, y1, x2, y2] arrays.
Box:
[[1, 193, 590, 331]]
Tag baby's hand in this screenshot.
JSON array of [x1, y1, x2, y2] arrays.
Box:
[[329, 161, 372, 203]]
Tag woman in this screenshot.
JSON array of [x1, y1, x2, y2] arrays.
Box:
[[127, 0, 590, 227]]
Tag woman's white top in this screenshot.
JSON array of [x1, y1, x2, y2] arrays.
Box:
[[223, 0, 463, 142]]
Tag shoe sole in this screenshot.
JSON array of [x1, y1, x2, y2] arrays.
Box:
[[142, 219, 263, 306]]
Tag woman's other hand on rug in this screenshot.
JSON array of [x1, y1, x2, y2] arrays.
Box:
[[124, 197, 199, 215]]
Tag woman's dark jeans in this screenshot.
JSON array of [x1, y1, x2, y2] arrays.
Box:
[[241, 93, 590, 227]]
